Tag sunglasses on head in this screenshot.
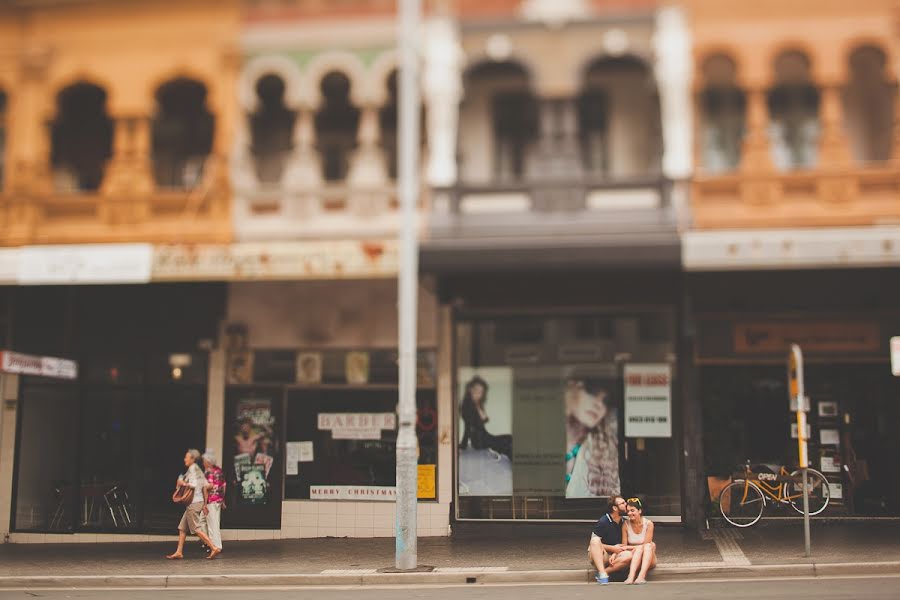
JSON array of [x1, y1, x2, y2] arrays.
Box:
[[627, 497, 642, 507]]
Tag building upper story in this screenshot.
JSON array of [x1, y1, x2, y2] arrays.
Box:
[[686, 0, 900, 230], [0, 0, 240, 247]]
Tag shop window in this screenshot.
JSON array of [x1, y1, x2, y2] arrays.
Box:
[[50, 82, 114, 192], [579, 56, 662, 178], [0, 90, 6, 190], [768, 51, 820, 170], [250, 74, 296, 184], [844, 46, 896, 164], [152, 78, 214, 189], [456, 313, 680, 521], [699, 54, 746, 173], [314, 71, 360, 182], [459, 61, 538, 183], [12, 376, 207, 534], [284, 388, 437, 501]]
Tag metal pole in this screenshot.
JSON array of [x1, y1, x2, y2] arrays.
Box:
[[791, 344, 811, 557], [395, 0, 421, 572]]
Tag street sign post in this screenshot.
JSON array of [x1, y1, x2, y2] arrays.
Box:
[[788, 344, 811, 557]]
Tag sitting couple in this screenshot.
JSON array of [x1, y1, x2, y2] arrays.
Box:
[[588, 496, 657, 585]]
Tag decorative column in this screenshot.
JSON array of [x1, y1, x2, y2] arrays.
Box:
[[653, 6, 693, 181], [283, 108, 323, 218], [738, 87, 779, 205], [423, 8, 463, 195], [816, 83, 851, 169], [346, 104, 389, 216], [816, 82, 856, 204]]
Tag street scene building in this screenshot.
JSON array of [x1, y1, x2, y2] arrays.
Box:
[[0, 0, 897, 548]]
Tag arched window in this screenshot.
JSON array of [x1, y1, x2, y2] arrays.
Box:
[[768, 51, 820, 170], [314, 71, 360, 182], [460, 61, 538, 182], [50, 83, 113, 192], [844, 46, 896, 163], [578, 56, 662, 178], [152, 78, 214, 189], [250, 74, 296, 184], [699, 54, 746, 173]]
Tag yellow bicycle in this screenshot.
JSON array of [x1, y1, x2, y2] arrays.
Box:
[[718, 461, 831, 527]]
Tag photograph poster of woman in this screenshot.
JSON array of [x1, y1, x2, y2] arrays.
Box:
[[458, 365, 623, 499]]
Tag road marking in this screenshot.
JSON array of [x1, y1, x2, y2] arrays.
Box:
[[320, 569, 377, 575], [434, 567, 509, 573], [709, 529, 751, 567]]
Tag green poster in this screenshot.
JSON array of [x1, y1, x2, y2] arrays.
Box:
[[512, 368, 566, 496]]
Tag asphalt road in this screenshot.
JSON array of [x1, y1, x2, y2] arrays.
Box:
[[0, 576, 897, 600]]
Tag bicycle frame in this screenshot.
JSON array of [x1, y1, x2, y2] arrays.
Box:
[[738, 466, 804, 505]]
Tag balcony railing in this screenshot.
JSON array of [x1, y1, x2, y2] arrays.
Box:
[[0, 157, 231, 246], [692, 163, 900, 230]]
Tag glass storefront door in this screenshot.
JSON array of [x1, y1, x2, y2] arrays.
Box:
[[455, 312, 681, 521]]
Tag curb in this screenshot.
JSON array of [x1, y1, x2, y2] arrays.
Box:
[[1, 562, 899, 589]]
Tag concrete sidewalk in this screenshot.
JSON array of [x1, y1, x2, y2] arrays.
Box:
[[1, 521, 898, 588]]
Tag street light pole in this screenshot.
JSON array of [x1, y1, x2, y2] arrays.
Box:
[[395, 0, 421, 572]]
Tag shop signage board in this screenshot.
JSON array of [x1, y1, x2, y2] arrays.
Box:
[[17, 244, 153, 285], [0, 350, 78, 380], [735, 321, 879, 354], [891, 336, 900, 376], [152, 241, 400, 281], [624, 364, 672, 438], [317, 413, 396, 440]]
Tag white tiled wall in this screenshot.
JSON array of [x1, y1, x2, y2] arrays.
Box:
[[279, 501, 451, 539], [5, 502, 451, 544]]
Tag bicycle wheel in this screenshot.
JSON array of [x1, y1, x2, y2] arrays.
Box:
[[788, 468, 831, 515], [719, 480, 765, 527]]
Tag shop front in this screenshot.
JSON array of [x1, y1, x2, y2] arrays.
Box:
[[439, 271, 684, 523], [692, 269, 900, 518], [3, 283, 224, 538], [222, 280, 450, 538]]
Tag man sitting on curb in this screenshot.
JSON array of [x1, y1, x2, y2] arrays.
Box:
[[589, 495, 633, 584]]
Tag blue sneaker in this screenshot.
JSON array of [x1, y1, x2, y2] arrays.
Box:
[[595, 574, 609, 585]]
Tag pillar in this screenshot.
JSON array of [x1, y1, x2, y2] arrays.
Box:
[[817, 84, 851, 169], [423, 11, 463, 189], [653, 6, 693, 180], [0, 374, 19, 542], [738, 88, 774, 174], [346, 105, 389, 215], [283, 108, 323, 217]]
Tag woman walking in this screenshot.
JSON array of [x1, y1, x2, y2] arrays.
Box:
[[201, 449, 226, 554], [167, 449, 221, 560]]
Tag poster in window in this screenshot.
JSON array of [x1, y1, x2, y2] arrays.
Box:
[[345, 351, 370, 384], [296, 352, 322, 384], [457, 367, 513, 496], [623, 364, 672, 438], [225, 324, 253, 384], [232, 398, 276, 505], [563, 366, 621, 498]]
